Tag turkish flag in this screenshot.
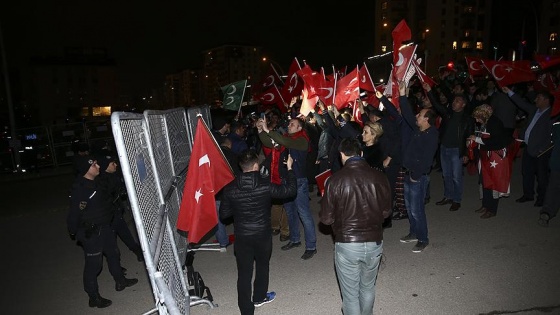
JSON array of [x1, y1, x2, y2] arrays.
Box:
[[533, 73, 557, 92], [465, 57, 488, 77], [314, 169, 332, 196], [177, 117, 235, 244], [280, 57, 304, 102], [481, 60, 536, 88], [359, 63, 376, 92], [297, 64, 325, 99], [318, 67, 336, 106], [256, 63, 283, 94], [480, 149, 512, 193], [334, 66, 360, 109], [534, 54, 560, 70], [392, 19, 411, 65], [392, 44, 417, 82], [352, 100, 364, 128], [257, 85, 287, 112]]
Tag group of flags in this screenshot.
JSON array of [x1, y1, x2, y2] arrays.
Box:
[[465, 55, 560, 116], [179, 19, 560, 244]]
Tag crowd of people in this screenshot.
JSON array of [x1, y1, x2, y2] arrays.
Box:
[[211, 67, 559, 314]]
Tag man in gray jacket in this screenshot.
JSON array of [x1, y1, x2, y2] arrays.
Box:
[[319, 138, 391, 315]]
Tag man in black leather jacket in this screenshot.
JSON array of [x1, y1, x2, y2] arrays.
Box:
[[219, 149, 297, 315], [319, 138, 391, 315]]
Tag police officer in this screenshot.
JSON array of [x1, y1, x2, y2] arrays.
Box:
[[95, 151, 144, 262], [67, 155, 138, 308]]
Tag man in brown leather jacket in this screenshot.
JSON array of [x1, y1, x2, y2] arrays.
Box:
[[319, 138, 391, 315]]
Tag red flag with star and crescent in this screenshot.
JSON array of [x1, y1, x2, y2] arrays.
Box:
[[480, 149, 512, 193], [177, 117, 235, 244], [465, 57, 488, 77], [280, 57, 304, 102], [481, 60, 536, 88], [333, 66, 360, 110]]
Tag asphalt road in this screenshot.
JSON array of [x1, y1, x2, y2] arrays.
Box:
[[1, 161, 559, 315]]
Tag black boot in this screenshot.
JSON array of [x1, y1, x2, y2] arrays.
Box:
[[88, 294, 112, 308], [115, 277, 138, 291]]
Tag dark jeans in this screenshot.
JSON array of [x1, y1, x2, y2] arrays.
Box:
[[77, 224, 125, 296], [521, 149, 551, 203], [234, 234, 272, 315]]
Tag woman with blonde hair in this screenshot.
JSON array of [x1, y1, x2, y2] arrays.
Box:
[[361, 121, 385, 171], [467, 104, 514, 218]]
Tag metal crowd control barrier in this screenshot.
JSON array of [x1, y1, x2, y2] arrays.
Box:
[[111, 106, 214, 315]]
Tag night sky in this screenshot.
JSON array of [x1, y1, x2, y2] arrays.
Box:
[[1, 0, 538, 97]]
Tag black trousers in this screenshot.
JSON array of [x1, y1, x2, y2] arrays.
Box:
[[77, 224, 125, 296], [112, 215, 140, 252], [234, 234, 272, 315], [521, 149, 551, 203]]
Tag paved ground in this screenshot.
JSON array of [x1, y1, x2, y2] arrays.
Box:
[[1, 161, 559, 315]]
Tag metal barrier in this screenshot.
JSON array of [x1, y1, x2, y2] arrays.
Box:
[[111, 106, 214, 315]]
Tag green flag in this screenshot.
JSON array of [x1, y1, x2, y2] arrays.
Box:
[[221, 80, 247, 111]]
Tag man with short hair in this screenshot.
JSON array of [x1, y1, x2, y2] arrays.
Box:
[[398, 81, 439, 253], [258, 117, 318, 260], [220, 149, 297, 315], [424, 83, 475, 212], [320, 138, 391, 315], [503, 86, 553, 207]]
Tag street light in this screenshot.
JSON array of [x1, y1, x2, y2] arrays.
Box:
[[493, 45, 498, 60]]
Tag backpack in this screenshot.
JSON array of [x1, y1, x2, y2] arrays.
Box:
[[185, 252, 213, 301]]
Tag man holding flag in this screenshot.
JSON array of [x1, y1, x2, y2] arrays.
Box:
[[220, 149, 297, 315]]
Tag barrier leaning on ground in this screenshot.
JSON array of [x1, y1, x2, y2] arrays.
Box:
[[111, 106, 213, 315]]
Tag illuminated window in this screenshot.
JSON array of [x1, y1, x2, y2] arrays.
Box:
[[465, 30, 470, 37], [550, 33, 558, 41], [381, 1, 387, 9], [381, 45, 387, 52], [464, 6, 473, 12], [476, 42, 483, 49], [462, 41, 472, 49], [452, 41, 458, 50], [92, 106, 111, 117]]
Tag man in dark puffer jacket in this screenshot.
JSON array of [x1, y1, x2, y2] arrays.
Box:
[[220, 149, 297, 315]]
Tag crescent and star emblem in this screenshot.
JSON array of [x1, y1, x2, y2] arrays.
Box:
[[320, 87, 333, 98], [263, 75, 274, 87], [261, 93, 274, 102], [395, 53, 405, 66], [194, 188, 203, 203], [361, 75, 366, 83], [227, 85, 237, 94], [491, 64, 505, 81], [288, 74, 298, 93], [199, 154, 210, 167], [469, 61, 481, 71]]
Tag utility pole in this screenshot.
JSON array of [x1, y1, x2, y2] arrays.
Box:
[[0, 20, 21, 172]]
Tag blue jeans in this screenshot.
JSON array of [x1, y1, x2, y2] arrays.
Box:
[[404, 174, 429, 243], [284, 178, 317, 250], [440, 145, 463, 203], [335, 242, 383, 315], [215, 200, 229, 247]]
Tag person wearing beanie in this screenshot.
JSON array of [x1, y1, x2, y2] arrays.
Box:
[[95, 152, 144, 262], [67, 155, 138, 308]]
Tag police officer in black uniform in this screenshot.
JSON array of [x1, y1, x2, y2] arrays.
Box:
[[95, 151, 144, 262], [67, 155, 138, 308]]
